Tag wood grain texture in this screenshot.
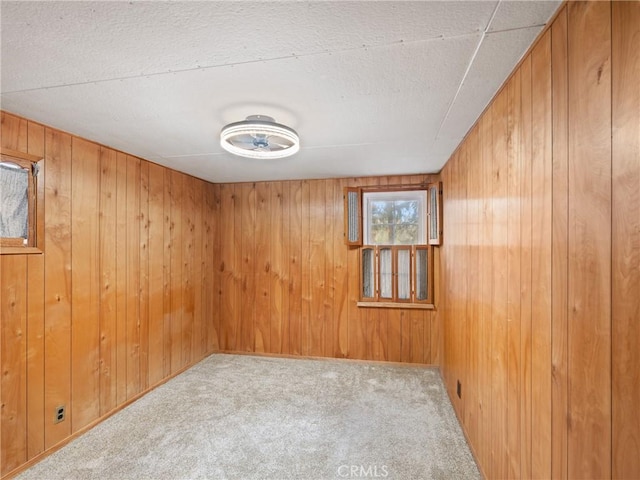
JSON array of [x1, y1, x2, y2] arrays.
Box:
[[506, 70, 522, 480], [147, 163, 164, 386], [567, 3, 612, 478], [125, 156, 141, 398], [139, 161, 150, 391], [612, 2, 640, 478], [26, 121, 45, 460], [440, 2, 633, 479], [43, 128, 72, 450], [1, 112, 217, 478], [530, 31, 553, 480], [169, 170, 183, 372], [115, 153, 128, 405], [519, 53, 533, 480], [181, 175, 194, 365], [1, 256, 27, 475], [99, 147, 117, 416], [254, 182, 270, 354], [214, 174, 439, 363], [71, 137, 101, 431], [551, 7, 569, 480]]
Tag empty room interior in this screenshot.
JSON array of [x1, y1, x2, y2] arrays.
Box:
[[0, 1, 638, 479]]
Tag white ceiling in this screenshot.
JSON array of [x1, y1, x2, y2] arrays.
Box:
[[0, 1, 560, 183]]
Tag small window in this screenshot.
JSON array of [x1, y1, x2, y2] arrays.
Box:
[[0, 149, 41, 252]]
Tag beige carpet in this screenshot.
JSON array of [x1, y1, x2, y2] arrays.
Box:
[[17, 354, 480, 480]]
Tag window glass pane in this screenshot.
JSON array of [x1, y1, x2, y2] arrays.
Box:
[[369, 224, 391, 244], [362, 248, 375, 298], [397, 249, 411, 300], [379, 248, 392, 299], [364, 191, 426, 245], [0, 163, 29, 239], [416, 249, 428, 301]]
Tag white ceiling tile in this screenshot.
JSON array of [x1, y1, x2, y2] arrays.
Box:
[[0, 1, 561, 182]]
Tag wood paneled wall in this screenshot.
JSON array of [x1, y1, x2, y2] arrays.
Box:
[[215, 175, 442, 365], [440, 2, 640, 479], [0, 112, 217, 478], [0, 111, 443, 477]]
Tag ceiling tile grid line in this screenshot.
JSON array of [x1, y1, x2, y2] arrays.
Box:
[[434, 0, 502, 142]]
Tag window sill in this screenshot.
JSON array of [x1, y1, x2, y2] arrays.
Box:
[[0, 246, 43, 255], [357, 301, 435, 310]]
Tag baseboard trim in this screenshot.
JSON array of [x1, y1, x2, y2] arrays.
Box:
[[217, 349, 438, 369], [442, 377, 487, 480]]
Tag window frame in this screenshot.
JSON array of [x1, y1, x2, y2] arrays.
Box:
[[0, 148, 44, 255]]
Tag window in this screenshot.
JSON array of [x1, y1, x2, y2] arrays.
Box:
[[0, 149, 42, 253], [344, 185, 441, 307]]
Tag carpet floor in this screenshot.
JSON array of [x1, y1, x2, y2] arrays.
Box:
[[17, 354, 480, 480]]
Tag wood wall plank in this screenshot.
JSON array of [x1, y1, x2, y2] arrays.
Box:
[[289, 181, 303, 356], [115, 152, 128, 405], [0, 256, 27, 475], [181, 175, 194, 365], [125, 156, 141, 398], [612, 2, 640, 478], [567, 3, 612, 478], [491, 87, 510, 480], [254, 182, 270, 353], [551, 7, 569, 480], [139, 161, 150, 391], [25, 121, 45, 460], [240, 183, 256, 353], [479, 111, 493, 476], [99, 147, 117, 416], [519, 53, 533, 480], [530, 31, 553, 480], [169, 171, 183, 372], [70, 137, 101, 431], [192, 180, 203, 359], [211, 184, 221, 351], [162, 168, 172, 377], [43, 129, 72, 449], [308, 181, 324, 357], [147, 163, 165, 386], [506, 70, 522, 479]]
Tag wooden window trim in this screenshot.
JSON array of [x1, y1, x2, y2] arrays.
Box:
[[0, 148, 44, 254], [357, 301, 435, 310]]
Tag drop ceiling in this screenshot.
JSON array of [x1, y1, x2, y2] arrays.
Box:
[[0, 1, 560, 183]]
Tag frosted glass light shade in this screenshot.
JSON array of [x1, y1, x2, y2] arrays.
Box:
[[220, 115, 300, 159]]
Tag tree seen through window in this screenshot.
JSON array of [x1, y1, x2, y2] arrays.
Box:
[[369, 199, 419, 245]]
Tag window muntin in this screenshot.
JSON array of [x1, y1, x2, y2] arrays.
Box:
[[363, 190, 427, 245]]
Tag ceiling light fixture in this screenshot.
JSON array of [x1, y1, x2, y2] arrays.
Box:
[[220, 115, 300, 159]]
